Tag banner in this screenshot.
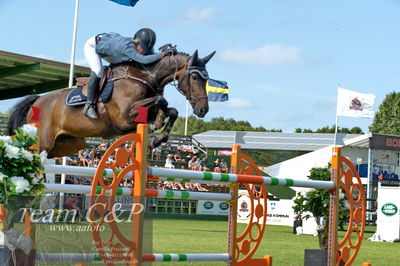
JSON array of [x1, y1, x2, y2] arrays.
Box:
[[336, 87, 375, 118]]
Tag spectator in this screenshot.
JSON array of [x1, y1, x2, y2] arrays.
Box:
[[98, 140, 108, 151], [188, 157, 197, 170], [165, 154, 175, 169], [174, 151, 185, 163], [192, 183, 209, 192], [213, 158, 221, 173], [219, 159, 228, 173], [152, 145, 162, 161], [194, 158, 201, 171], [200, 157, 208, 171], [78, 150, 89, 167]]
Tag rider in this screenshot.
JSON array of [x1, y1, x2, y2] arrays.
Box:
[[83, 28, 166, 119]]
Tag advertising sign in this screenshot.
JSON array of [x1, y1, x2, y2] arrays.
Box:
[[197, 200, 229, 215], [374, 183, 400, 242], [236, 190, 294, 226], [370, 134, 400, 151]]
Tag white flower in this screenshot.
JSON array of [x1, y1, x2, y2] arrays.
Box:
[[11, 176, 30, 193], [0, 136, 11, 144], [29, 172, 42, 185], [4, 144, 20, 159], [21, 124, 38, 139], [32, 175, 43, 185], [20, 148, 34, 161], [39, 150, 48, 163], [0, 172, 6, 182]]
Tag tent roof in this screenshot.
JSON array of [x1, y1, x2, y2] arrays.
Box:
[[193, 130, 362, 151], [0, 50, 90, 100]]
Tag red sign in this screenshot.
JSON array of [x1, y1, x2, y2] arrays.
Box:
[[218, 150, 232, 156]]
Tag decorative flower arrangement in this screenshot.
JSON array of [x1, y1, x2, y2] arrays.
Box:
[[0, 124, 46, 230]]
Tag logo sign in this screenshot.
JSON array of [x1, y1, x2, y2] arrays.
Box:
[[219, 202, 229, 210], [237, 193, 251, 221], [381, 203, 398, 216], [349, 97, 363, 111], [203, 201, 214, 210]]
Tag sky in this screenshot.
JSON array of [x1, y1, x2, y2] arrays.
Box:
[[1, 0, 400, 133]]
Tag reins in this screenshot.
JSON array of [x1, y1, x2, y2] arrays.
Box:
[[109, 52, 209, 104]]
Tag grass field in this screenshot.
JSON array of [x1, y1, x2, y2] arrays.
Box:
[[32, 219, 399, 265]]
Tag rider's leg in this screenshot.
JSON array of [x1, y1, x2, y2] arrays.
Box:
[[83, 36, 103, 119], [83, 72, 101, 119]]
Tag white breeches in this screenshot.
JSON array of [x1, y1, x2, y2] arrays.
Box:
[[84, 36, 103, 77]]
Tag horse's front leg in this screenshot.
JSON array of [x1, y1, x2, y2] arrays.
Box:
[[127, 95, 168, 124], [150, 107, 178, 148]]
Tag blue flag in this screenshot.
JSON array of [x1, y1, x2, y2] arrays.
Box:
[[109, 0, 139, 6], [206, 79, 229, 102]]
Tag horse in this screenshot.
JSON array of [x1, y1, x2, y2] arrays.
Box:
[[7, 49, 215, 158]]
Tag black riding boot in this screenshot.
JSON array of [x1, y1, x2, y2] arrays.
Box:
[[83, 72, 100, 119]]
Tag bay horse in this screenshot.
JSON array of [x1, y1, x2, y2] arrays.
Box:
[[7, 49, 215, 158]]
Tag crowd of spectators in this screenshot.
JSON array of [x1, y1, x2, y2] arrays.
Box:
[[53, 140, 229, 194]]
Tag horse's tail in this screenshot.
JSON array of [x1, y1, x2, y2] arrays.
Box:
[[7, 95, 40, 136]]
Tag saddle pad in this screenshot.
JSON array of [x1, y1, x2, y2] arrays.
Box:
[[65, 78, 114, 106]]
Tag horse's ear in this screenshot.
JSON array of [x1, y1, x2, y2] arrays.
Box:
[[201, 51, 216, 64], [188, 50, 199, 66]]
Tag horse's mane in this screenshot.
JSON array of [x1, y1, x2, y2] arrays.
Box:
[[109, 51, 189, 72]]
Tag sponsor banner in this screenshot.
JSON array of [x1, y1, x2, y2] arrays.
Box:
[[370, 134, 400, 151], [197, 200, 229, 215], [375, 183, 400, 242], [237, 190, 294, 226], [218, 150, 232, 156]]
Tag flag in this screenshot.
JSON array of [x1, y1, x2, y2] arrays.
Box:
[[336, 87, 376, 118], [206, 79, 229, 102], [109, 0, 139, 6]]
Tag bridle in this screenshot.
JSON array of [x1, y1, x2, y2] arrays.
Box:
[[110, 53, 209, 106], [175, 56, 209, 106]]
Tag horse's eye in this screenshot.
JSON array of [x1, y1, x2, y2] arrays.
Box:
[[192, 75, 197, 80]]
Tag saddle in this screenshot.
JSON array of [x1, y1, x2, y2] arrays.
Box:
[[65, 67, 114, 106]]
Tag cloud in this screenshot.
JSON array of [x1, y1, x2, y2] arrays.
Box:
[[220, 44, 306, 66], [211, 97, 253, 109], [257, 85, 286, 95], [174, 7, 216, 26], [34, 54, 56, 61], [75, 58, 88, 66], [275, 111, 315, 124]]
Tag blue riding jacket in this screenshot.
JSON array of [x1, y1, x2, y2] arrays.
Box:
[[95, 32, 162, 64]]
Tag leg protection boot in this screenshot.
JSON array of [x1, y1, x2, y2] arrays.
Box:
[[83, 72, 101, 119]]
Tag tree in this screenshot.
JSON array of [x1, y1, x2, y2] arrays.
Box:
[[295, 125, 363, 134], [293, 165, 349, 250], [369, 91, 400, 134], [170, 116, 281, 135]]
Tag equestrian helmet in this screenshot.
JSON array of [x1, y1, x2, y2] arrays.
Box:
[[134, 28, 156, 54]]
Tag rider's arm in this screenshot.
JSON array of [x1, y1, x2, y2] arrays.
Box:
[[123, 41, 163, 64]]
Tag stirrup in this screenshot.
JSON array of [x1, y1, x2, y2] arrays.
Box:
[[83, 103, 98, 119]]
